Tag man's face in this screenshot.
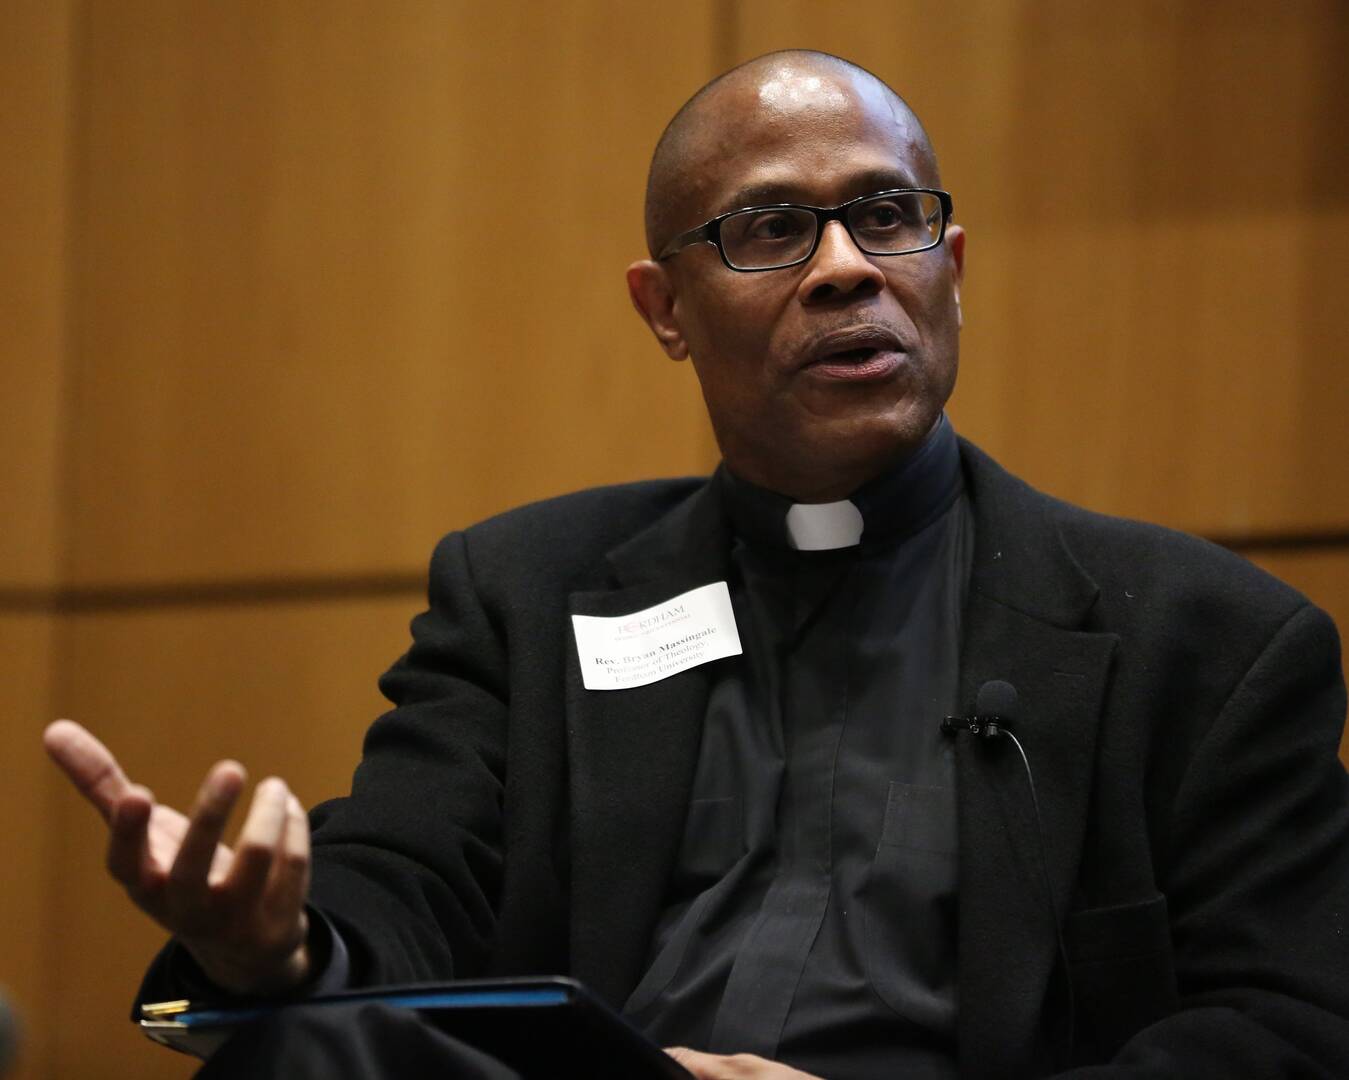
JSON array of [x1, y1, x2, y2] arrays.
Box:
[[632, 67, 965, 501]]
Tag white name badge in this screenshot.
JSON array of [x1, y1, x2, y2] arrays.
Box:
[[571, 581, 743, 691]]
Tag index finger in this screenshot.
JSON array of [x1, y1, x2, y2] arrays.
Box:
[[43, 720, 133, 821]]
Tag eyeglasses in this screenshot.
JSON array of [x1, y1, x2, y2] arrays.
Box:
[[657, 188, 953, 272]]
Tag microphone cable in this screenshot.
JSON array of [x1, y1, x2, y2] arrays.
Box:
[[943, 680, 1076, 1064], [1000, 726, 1076, 1064]]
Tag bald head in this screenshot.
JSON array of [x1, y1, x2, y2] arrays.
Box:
[[644, 51, 940, 257]]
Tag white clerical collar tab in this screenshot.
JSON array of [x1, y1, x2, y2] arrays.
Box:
[[571, 581, 743, 691], [785, 500, 864, 550]]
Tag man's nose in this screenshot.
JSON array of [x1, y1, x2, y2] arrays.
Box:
[[797, 220, 885, 304]]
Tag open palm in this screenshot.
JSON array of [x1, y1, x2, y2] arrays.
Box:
[[45, 719, 313, 994]]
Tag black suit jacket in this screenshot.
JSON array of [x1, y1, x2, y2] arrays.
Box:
[[148, 441, 1349, 1078]]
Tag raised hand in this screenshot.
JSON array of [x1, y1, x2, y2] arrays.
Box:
[[43, 719, 313, 995]]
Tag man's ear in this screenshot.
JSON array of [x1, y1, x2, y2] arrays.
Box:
[[945, 225, 966, 331], [626, 260, 689, 360]]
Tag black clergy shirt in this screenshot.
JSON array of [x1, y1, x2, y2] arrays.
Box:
[[623, 416, 974, 1080]]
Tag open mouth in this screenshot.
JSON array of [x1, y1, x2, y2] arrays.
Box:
[[800, 324, 905, 381], [822, 346, 880, 364], [806, 343, 901, 381]]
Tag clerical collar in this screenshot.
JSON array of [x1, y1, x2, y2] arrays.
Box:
[[717, 415, 963, 551]]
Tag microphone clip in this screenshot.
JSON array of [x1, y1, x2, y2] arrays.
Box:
[[941, 714, 1008, 740]]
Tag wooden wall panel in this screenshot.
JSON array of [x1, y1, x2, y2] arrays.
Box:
[[47, 593, 424, 1078], [962, 209, 1349, 535], [732, 0, 1349, 537], [66, 0, 720, 588], [0, 0, 72, 589], [1, 4, 74, 1078], [0, 616, 58, 1080]]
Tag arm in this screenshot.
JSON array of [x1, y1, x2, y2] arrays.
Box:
[[291, 528, 512, 986], [1063, 602, 1349, 1077], [50, 527, 514, 1015], [53, 528, 518, 1006]]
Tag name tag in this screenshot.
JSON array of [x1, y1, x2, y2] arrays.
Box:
[[571, 581, 743, 691]]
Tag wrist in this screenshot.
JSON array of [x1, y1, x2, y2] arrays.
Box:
[[195, 939, 311, 996], [187, 914, 312, 996]]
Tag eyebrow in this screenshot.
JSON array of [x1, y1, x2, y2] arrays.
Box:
[[718, 168, 922, 215]]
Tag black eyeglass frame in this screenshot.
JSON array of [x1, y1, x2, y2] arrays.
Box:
[[656, 187, 954, 272]]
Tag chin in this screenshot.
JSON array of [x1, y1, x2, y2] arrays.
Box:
[[835, 405, 938, 455]]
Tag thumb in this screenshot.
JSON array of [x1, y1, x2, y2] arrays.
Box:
[[43, 719, 133, 821]]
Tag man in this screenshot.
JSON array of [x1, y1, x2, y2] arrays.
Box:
[[46, 51, 1349, 1079]]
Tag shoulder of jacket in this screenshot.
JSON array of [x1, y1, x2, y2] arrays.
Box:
[[959, 437, 1308, 619], [423, 477, 710, 583], [466, 477, 707, 539]]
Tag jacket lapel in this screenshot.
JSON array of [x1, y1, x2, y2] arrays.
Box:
[[566, 480, 738, 1006], [954, 443, 1120, 1077]]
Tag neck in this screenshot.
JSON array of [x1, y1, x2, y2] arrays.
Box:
[[728, 422, 944, 504], [717, 414, 962, 552]]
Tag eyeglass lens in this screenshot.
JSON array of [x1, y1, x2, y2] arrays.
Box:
[[720, 191, 943, 270]]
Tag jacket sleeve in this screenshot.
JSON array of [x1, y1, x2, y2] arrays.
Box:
[[301, 528, 512, 986], [1060, 602, 1349, 1077], [131, 530, 510, 1012], [133, 515, 551, 1023]]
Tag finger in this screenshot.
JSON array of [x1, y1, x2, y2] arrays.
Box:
[[43, 720, 133, 821], [219, 777, 291, 905], [664, 1049, 793, 1080], [168, 760, 247, 897], [665, 1048, 729, 1079], [262, 792, 311, 920], [144, 803, 206, 880], [106, 784, 157, 891]]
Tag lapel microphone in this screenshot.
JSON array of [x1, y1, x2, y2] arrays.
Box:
[[941, 679, 1018, 740]]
